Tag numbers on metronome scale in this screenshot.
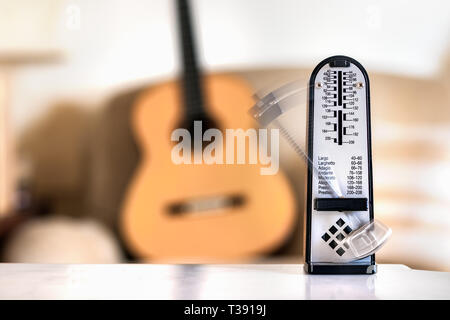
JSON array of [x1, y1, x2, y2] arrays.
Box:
[[320, 70, 360, 145], [346, 155, 364, 195]]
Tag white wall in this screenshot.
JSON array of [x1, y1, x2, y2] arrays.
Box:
[[2, 0, 449, 133]]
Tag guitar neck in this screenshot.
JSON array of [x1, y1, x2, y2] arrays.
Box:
[[176, 0, 206, 119]]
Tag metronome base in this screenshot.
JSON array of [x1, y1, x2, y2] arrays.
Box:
[[305, 262, 377, 275]]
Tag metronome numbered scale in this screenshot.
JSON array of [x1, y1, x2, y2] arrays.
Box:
[[305, 56, 376, 274], [320, 69, 360, 146]]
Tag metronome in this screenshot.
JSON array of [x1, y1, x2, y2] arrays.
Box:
[[304, 56, 377, 274], [249, 55, 391, 275]]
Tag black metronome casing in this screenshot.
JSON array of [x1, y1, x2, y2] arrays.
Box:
[[304, 56, 376, 274]]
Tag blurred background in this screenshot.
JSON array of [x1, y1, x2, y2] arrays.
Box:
[[0, 0, 449, 271]]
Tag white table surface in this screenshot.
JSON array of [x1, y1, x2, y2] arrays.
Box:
[[0, 263, 448, 300]]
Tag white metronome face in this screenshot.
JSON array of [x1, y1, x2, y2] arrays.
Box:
[[310, 62, 372, 263]]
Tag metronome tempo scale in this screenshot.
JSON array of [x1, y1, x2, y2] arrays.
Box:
[[305, 56, 376, 274], [320, 69, 360, 146]]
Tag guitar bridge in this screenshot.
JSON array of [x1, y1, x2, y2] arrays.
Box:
[[167, 194, 245, 216]]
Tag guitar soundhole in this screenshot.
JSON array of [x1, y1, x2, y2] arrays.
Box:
[[167, 194, 246, 216], [178, 114, 221, 150]]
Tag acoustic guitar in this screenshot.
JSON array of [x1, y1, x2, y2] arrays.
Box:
[[120, 0, 296, 261]]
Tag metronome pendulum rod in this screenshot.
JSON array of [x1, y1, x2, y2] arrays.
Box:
[[271, 119, 343, 198], [249, 80, 343, 198]]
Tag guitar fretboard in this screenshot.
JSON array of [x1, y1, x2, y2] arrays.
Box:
[[176, 0, 206, 119]]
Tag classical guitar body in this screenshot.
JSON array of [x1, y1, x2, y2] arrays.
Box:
[[121, 74, 296, 261]]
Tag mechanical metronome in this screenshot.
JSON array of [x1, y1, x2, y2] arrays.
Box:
[[250, 55, 391, 275], [305, 55, 381, 274]]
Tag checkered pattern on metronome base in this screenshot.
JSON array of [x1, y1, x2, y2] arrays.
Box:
[[321, 218, 353, 256]]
